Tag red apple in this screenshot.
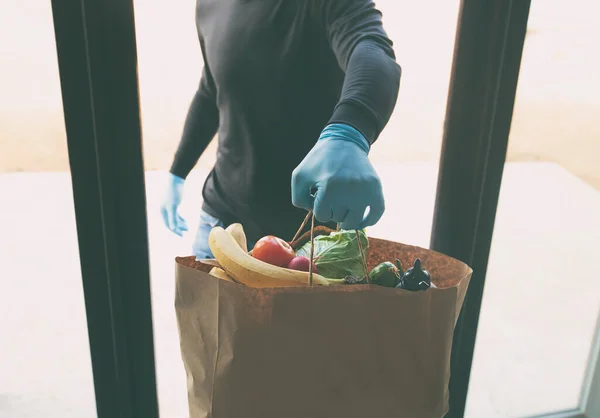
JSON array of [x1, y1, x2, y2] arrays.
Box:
[[252, 235, 295, 267]]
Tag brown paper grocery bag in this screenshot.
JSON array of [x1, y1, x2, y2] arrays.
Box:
[[175, 236, 471, 418]]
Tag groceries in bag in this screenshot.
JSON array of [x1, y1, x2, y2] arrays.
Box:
[[205, 220, 433, 291], [208, 225, 330, 287]]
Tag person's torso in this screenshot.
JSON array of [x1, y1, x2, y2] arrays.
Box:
[[197, 0, 344, 240]]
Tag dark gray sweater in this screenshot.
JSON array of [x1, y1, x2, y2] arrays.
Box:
[[170, 0, 401, 242]]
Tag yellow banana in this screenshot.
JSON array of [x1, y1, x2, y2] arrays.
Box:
[[225, 223, 248, 252], [209, 266, 234, 282], [209, 226, 329, 288]]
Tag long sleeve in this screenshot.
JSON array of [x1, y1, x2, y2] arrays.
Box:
[[169, 39, 219, 179], [314, 0, 401, 144]]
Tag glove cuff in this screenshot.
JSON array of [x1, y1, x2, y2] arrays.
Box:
[[318, 123, 370, 154], [168, 172, 186, 186]]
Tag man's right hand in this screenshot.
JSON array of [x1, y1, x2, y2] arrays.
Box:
[[161, 173, 189, 236]]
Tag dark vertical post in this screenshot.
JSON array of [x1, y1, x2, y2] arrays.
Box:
[[50, 0, 159, 417], [430, 1, 531, 417], [582, 314, 600, 416]]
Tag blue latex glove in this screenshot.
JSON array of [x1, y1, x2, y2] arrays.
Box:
[[160, 173, 189, 236], [292, 123, 385, 230]]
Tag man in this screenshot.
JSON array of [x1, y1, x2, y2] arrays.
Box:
[[161, 0, 401, 259]]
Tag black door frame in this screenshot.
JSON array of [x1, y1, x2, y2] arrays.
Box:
[[430, 1, 531, 417], [51, 0, 159, 416], [49, 0, 531, 417]]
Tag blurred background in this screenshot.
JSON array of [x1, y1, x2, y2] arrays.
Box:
[[1, 1, 598, 417]]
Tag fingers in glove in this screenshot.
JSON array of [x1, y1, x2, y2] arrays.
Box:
[[340, 206, 367, 231], [359, 198, 385, 230], [166, 206, 183, 236], [313, 191, 334, 224], [331, 206, 350, 224], [291, 169, 315, 210], [177, 214, 189, 232]]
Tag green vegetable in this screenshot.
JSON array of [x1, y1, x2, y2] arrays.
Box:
[[395, 258, 404, 276], [369, 261, 401, 287], [296, 230, 368, 279]]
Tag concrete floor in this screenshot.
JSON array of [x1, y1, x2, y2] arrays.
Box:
[[1, 162, 599, 418]]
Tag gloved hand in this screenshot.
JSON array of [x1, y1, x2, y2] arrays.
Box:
[[292, 123, 385, 230], [160, 173, 189, 236]]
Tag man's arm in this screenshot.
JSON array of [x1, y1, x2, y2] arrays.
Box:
[[316, 0, 401, 144], [169, 38, 219, 179], [292, 1, 400, 229], [161, 38, 219, 236]]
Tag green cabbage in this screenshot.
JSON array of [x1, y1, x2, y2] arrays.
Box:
[[295, 230, 368, 279]]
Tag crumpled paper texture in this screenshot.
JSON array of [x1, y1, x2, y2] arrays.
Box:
[[175, 237, 472, 418]]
